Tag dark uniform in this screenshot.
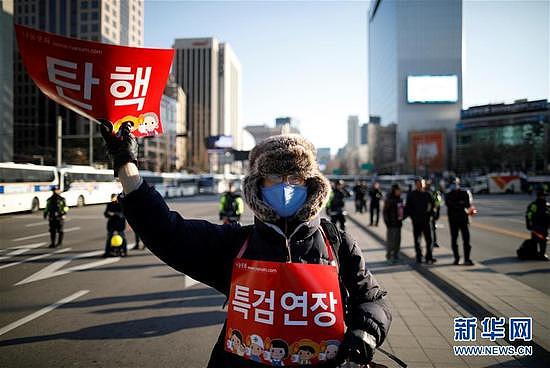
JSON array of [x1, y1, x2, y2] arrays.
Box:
[[430, 188, 443, 248], [369, 186, 383, 226], [445, 187, 473, 265], [352, 182, 367, 213], [405, 189, 435, 263], [526, 193, 550, 260], [104, 200, 127, 256], [327, 184, 349, 231], [43, 191, 68, 248]]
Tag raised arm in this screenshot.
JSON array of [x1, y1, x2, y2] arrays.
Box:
[[100, 121, 246, 294]]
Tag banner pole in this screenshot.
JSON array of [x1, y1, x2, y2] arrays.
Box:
[[56, 115, 62, 167]]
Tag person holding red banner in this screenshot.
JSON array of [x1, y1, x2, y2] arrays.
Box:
[[101, 122, 392, 367]]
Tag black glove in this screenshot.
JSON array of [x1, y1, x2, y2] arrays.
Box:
[[99, 120, 138, 177], [337, 330, 375, 365]]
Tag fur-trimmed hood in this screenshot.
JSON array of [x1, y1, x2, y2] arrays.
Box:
[[243, 134, 331, 224]]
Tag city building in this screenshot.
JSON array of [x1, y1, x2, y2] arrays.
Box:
[[244, 118, 300, 144], [140, 78, 187, 172], [456, 99, 550, 173], [316, 147, 331, 172], [0, 0, 14, 162], [360, 123, 368, 145], [368, 0, 462, 172], [347, 115, 359, 148], [367, 120, 398, 173], [172, 37, 241, 172], [12, 0, 144, 165]]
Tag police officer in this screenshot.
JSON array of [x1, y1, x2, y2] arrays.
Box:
[[427, 180, 443, 249], [526, 186, 550, 261], [445, 178, 474, 265], [327, 180, 350, 231], [369, 182, 383, 226], [43, 186, 68, 248], [352, 181, 367, 213], [100, 122, 392, 367], [104, 193, 127, 257], [219, 182, 244, 224], [405, 177, 436, 264]]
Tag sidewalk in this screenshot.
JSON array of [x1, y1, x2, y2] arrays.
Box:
[[345, 214, 549, 368]]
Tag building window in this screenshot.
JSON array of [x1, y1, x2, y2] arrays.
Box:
[[91, 11, 98, 20], [81, 24, 88, 33], [82, 1, 88, 9], [91, 0, 99, 8], [105, 3, 110, 12], [81, 12, 88, 21], [91, 23, 98, 32], [91, 35, 99, 41]]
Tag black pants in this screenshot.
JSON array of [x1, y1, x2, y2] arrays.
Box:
[[330, 213, 346, 231], [412, 220, 433, 261], [449, 221, 471, 261], [370, 204, 380, 225], [48, 218, 64, 246]]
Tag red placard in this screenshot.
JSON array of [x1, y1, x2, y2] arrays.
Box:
[[15, 24, 174, 137], [225, 258, 345, 366]]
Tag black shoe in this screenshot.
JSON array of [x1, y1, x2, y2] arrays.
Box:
[[453, 258, 460, 265], [433, 243, 440, 248], [426, 258, 437, 265], [48, 244, 55, 248], [463, 259, 474, 266], [416, 257, 423, 264], [539, 254, 549, 261]]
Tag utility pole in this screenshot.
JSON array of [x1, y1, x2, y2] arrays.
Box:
[[89, 119, 94, 166], [56, 115, 62, 167]]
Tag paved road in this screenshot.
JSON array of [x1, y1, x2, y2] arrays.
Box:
[[0, 194, 548, 367]]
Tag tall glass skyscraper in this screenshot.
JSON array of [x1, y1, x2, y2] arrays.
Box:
[[368, 0, 462, 172]]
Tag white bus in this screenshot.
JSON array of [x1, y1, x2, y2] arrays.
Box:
[[58, 166, 122, 207], [140, 171, 200, 198], [0, 163, 59, 214]]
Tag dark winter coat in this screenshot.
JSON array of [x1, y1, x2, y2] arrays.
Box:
[[445, 189, 471, 224], [368, 188, 383, 207], [383, 194, 404, 228], [104, 201, 126, 232], [405, 190, 434, 224], [120, 181, 392, 368], [526, 197, 550, 235]]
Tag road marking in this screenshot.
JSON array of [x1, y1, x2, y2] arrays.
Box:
[[25, 219, 72, 227], [11, 227, 81, 242], [506, 218, 525, 224], [0, 248, 71, 270], [15, 250, 120, 286], [0, 242, 48, 259], [0, 290, 90, 337], [470, 221, 529, 240]]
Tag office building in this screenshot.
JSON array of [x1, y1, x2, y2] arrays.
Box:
[[367, 120, 397, 173], [173, 38, 242, 172], [0, 0, 14, 162], [456, 99, 550, 173], [360, 123, 368, 145], [13, 0, 144, 164], [245, 118, 300, 144], [368, 0, 462, 171], [347, 115, 359, 148]]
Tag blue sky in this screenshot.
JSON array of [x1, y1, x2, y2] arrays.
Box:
[[145, 0, 549, 153]]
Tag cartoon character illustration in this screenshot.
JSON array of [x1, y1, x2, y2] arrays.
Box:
[[226, 329, 246, 357], [137, 112, 159, 135], [112, 112, 160, 136], [290, 339, 320, 365], [319, 340, 340, 361], [246, 334, 265, 363], [264, 338, 289, 366]]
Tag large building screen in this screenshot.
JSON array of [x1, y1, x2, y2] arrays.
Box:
[[407, 75, 458, 103]]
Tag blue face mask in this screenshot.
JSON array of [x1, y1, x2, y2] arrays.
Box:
[[261, 183, 307, 218]]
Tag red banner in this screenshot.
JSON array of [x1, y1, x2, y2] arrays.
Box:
[[15, 24, 174, 137], [225, 259, 345, 366]]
